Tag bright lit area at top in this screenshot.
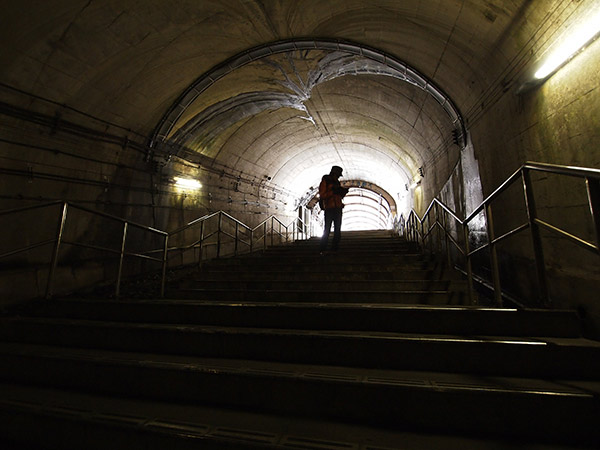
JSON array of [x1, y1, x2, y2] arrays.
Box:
[[331, 187, 396, 231], [534, 1, 600, 80]]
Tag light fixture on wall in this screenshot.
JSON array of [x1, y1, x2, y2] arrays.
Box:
[[174, 177, 202, 190], [408, 180, 421, 190], [520, 3, 600, 90], [534, 4, 600, 80]]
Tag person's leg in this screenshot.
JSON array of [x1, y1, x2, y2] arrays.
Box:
[[331, 208, 342, 250], [320, 209, 334, 251]]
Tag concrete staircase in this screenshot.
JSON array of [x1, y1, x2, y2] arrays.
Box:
[[0, 230, 598, 449]]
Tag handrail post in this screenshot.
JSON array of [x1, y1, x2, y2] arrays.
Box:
[[263, 222, 267, 251], [586, 177, 600, 250], [443, 209, 451, 268], [414, 215, 418, 243], [45, 202, 68, 300], [436, 203, 442, 254], [234, 222, 239, 256], [198, 220, 205, 267], [160, 234, 168, 298], [427, 214, 432, 253], [485, 203, 503, 307], [522, 169, 549, 306], [463, 223, 476, 305], [115, 221, 128, 299], [416, 215, 420, 245], [270, 216, 274, 247], [217, 212, 222, 258]]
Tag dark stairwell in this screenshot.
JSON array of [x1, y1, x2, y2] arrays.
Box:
[[0, 230, 599, 449]]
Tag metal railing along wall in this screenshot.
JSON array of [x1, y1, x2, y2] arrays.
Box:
[[396, 162, 600, 307], [0, 201, 168, 299], [0, 203, 310, 300]]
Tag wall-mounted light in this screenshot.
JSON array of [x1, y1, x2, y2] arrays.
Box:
[[174, 177, 202, 190], [534, 3, 600, 80], [408, 180, 421, 190]]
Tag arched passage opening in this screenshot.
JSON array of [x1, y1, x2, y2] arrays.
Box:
[[342, 188, 394, 231], [306, 180, 397, 231], [149, 39, 466, 228]]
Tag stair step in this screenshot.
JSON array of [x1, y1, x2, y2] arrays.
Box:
[[198, 261, 437, 272], [178, 280, 453, 291], [168, 288, 464, 304], [21, 299, 583, 338], [2, 232, 596, 448], [0, 344, 598, 446], [1, 319, 598, 378], [190, 269, 438, 281], [214, 254, 429, 266], [2, 382, 595, 450], [261, 245, 416, 254]]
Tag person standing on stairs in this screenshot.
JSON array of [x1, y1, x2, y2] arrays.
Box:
[[319, 165, 349, 254]]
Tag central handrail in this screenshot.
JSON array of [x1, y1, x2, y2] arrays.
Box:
[[168, 210, 309, 261], [398, 161, 600, 307]]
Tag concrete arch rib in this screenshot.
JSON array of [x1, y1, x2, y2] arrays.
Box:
[[149, 38, 466, 152]]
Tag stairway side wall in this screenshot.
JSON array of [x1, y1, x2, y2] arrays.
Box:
[[467, 38, 600, 337], [0, 92, 295, 305]]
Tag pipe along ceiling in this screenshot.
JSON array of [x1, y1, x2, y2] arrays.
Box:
[[151, 40, 464, 229]]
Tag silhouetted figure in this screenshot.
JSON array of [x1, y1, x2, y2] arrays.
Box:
[[319, 165, 349, 253]]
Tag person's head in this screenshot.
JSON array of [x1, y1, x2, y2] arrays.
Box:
[[330, 165, 343, 178]]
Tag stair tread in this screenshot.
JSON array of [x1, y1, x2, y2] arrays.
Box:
[[183, 280, 455, 285], [2, 342, 597, 397], [177, 288, 451, 293], [7, 300, 583, 338], [3, 232, 597, 448], [35, 298, 576, 312], [1, 383, 588, 450], [2, 316, 597, 349]]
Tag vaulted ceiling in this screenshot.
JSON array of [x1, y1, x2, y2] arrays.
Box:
[[0, 0, 568, 214]]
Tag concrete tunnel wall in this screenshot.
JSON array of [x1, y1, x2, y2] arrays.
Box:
[[0, 1, 599, 333]]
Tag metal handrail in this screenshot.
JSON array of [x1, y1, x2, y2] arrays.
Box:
[[0, 200, 63, 217], [1, 201, 312, 300], [0, 201, 169, 299], [400, 161, 600, 307], [166, 211, 301, 258]]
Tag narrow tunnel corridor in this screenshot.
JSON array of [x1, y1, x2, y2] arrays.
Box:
[[0, 1, 599, 447]]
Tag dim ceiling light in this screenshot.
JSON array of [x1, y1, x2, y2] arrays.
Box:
[[534, 4, 600, 80], [174, 177, 201, 189]]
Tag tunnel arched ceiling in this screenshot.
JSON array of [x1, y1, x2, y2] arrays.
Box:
[[153, 41, 464, 208], [1, 0, 558, 214]]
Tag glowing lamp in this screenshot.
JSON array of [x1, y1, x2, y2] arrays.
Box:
[[174, 177, 202, 190], [534, 5, 600, 80]]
